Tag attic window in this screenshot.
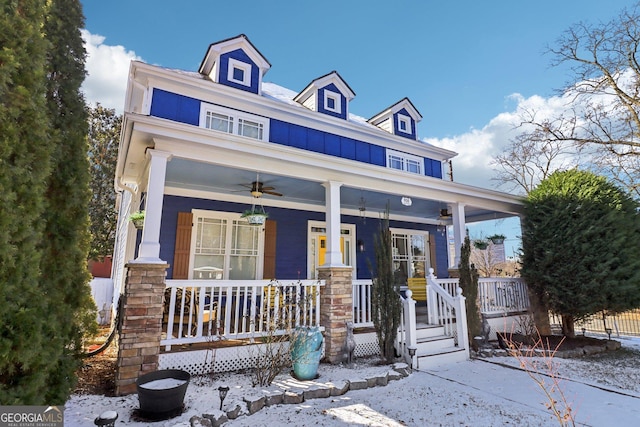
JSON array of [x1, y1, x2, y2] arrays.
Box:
[[397, 114, 412, 134], [324, 90, 342, 114], [387, 149, 422, 175], [227, 58, 251, 87]]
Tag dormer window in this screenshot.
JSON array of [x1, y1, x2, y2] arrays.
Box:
[[324, 90, 342, 114], [227, 58, 252, 87], [397, 114, 411, 134]]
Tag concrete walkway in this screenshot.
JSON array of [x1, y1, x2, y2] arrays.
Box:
[[424, 359, 640, 426]]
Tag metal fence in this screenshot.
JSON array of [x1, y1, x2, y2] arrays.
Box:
[[550, 309, 640, 337]]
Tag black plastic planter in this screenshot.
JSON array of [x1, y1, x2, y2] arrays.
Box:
[[136, 369, 190, 420]]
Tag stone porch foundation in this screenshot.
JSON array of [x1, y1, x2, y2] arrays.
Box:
[[317, 266, 353, 363], [114, 262, 168, 395]]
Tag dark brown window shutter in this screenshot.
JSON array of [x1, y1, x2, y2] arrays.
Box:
[[429, 235, 438, 277], [263, 219, 277, 279], [172, 212, 193, 279]]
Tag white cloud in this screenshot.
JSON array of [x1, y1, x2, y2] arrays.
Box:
[[81, 29, 141, 113], [426, 92, 575, 191]]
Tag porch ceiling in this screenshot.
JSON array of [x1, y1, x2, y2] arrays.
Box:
[[164, 158, 518, 224]]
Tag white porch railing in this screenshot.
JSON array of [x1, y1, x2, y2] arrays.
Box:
[[352, 279, 374, 327], [398, 269, 469, 366], [478, 278, 529, 315], [162, 279, 324, 351]]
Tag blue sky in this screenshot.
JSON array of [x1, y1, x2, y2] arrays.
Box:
[[79, 0, 636, 257]]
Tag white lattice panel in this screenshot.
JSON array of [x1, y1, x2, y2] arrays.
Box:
[[160, 333, 376, 375], [354, 332, 380, 357]]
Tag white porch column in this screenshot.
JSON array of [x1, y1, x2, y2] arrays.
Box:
[[322, 180, 344, 266], [451, 203, 466, 268], [134, 149, 172, 263]]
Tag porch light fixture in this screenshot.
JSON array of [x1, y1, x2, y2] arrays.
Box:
[[401, 197, 412, 206], [357, 239, 365, 252], [358, 196, 366, 223], [218, 385, 230, 410], [407, 346, 417, 370]]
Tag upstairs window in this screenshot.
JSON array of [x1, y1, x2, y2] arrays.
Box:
[[387, 149, 423, 175], [200, 103, 269, 141], [397, 114, 412, 134], [227, 58, 252, 87], [324, 90, 342, 114]]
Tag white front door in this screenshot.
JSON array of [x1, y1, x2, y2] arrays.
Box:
[[307, 221, 355, 279]]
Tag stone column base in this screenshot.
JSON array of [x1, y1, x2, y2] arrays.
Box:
[[115, 262, 168, 395], [317, 265, 353, 364]]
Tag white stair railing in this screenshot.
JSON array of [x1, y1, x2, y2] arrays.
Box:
[[398, 289, 418, 367], [426, 269, 469, 352]]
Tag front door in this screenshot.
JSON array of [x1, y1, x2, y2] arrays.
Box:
[[308, 221, 355, 279]]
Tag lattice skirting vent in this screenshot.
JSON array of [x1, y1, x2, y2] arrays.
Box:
[[159, 332, 380, 376]]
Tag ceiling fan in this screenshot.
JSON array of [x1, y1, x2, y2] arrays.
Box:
[[242, 181, 283, 197]]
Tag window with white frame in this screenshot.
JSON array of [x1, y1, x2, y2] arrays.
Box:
[[200, 103, 269, 141], [397, 114, 411, 134], [386, 149, 423, 175], [323, 89, 342, 114], [391, 229, 430, 285], [227, 58, 252, 87], [190, 210, 263, 280]]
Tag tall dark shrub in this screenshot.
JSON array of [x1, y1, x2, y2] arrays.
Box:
[[370, 210, 402, 363], [459, 236, 481, 345], [87, 105, 121, 261], [40, 0, 97, 403], [0, 0, 52, 404], [522, 170, 640, 337]]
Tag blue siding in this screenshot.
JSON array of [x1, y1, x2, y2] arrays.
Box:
[[149, 89, 443, 179], [393, 108, 417, 140], [150, 89, 200, 125], [160, 195, 450, 280], [218, 49, 260, 94], [317, 83, 347, 120]]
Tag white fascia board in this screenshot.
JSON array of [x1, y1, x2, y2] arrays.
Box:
[[128, 114, 522, 215], [130, 63, 457, 161]]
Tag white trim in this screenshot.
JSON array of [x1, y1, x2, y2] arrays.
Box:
[[124, 62, 457, 162], [307, 220, 356, 279], [323, 89, 342, 114], [397, 114, 412, 134], [389, 227, 431, 278], [188, 209, 265, 280], [199, 102, 269, 141], [227, 58, 252, 87], [387, 149, 423, 175]]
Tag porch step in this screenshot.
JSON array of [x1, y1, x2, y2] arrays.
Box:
[[415, 323, 445, 340], [415, 346, 468, 370], [416, 334, 455, 352]]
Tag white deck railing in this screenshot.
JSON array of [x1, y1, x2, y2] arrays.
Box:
[[162, 279, 324, 350], [478, 278, 529, 315], [352, 279, 374, 327]]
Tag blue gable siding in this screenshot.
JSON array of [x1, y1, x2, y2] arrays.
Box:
[[317, 83, 347, 120], [149, 89, 443, 179], [150, 89, 200, 125], [393, 108, 417, 140], [271, 119, 444, 171], [218, 49, 260, 94], [160, 195, 450, 280]]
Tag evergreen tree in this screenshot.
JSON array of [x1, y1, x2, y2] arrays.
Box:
[[0, 0, 53, 404], [522, 170, 640, 337], [40, 0, 96, 403], [88, 105, 121, 261], [458, 236, 482, 346], [369, 209, 402, 363]]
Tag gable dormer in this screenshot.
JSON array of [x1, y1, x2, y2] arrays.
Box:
[[293, 71, 355, 120], [368, 98, 422, 140], [198, 34, 271, 95]]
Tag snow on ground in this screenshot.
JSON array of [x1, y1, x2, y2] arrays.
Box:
[[65, 336, 640, 426]]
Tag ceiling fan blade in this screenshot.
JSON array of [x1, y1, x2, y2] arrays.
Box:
[[263, 190, 283, 197]]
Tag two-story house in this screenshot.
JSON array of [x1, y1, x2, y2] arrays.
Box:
[[110, 34, 523, 394]]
